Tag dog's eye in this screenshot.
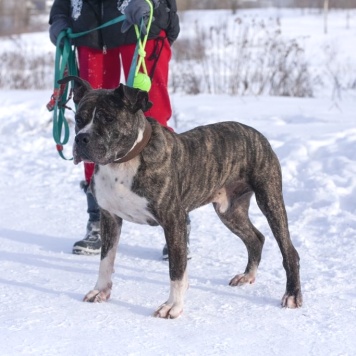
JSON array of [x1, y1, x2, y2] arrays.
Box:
[[102, 115, 114, 123], [95, 111, 114, 123], [75, 115, 83, 126], [105, 116, 115, 123]]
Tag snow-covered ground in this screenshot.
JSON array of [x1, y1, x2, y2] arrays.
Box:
[[0, 8, 355, 356]]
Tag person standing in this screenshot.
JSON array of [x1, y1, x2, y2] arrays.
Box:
[[49, 0, 181, 257]]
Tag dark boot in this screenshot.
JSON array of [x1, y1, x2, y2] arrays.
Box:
[[162, 216, 191, 260], [72, 182, 101, 255]]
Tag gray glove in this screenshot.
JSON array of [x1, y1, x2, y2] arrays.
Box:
[[49, 15, 70, 46], [121, 0, 159, 35]]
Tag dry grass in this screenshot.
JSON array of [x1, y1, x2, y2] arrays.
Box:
[[0, 16, 355, 98], [170, 17, 314, 97], [0, 39, 53, 89]]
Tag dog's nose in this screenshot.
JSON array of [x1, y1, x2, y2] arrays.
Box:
[[75, 133, 90, 145]]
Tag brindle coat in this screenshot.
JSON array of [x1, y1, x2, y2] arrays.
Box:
[[59, 76, 302, 318]]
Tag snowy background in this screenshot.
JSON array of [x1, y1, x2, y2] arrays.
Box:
[[0, 8, 355, 356]]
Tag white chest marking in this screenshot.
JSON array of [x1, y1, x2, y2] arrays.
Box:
[[94, 158, 155, 225]]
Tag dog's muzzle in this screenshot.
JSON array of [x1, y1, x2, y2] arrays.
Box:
[[73, 133, 92, 165]]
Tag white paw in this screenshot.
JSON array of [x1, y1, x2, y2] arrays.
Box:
[[83, 288, 111, 303], [154, 271, 188, 318], [153, 303, 183, 319], [229, 272, 256, 286], [281, 291, 303, 308]]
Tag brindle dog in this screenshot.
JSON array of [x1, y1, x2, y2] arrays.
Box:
[[59, 76, 302, 318]]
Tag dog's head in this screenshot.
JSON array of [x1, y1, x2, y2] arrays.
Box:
[[58, 76, 152, 165]]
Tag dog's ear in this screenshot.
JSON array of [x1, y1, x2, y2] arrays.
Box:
[[114, 84, 153, 113], [57, 75, 92, 104]]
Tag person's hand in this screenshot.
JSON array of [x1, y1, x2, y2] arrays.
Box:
[[49, 15, 70, 46], [121, 0, 158, 35]]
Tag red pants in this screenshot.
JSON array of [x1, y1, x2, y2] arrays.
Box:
[[77, 32, 172, 183]]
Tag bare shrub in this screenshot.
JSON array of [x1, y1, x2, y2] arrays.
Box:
[[0, 12, 355, 98], [322, 43, 356, 99], [171, 16, 314, 97], [0, 39, 54, 89]]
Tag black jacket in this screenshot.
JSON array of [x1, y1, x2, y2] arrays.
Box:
[[49, 0, 180, 49]]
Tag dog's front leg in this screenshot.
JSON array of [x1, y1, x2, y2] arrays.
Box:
[[83, 210, 122, 303], [154, 216, 189, 319]]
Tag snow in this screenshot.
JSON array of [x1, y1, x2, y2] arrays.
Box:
[[0, 8, 356, 356]]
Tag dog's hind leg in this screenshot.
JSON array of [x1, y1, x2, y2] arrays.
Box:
[[83, 210, 122, 303], [213, 189, 265, 287], [253, 167, 302, 308]]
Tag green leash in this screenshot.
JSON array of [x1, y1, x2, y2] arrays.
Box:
[[49, 31, 76, 160], [48, 7, 153, 160]]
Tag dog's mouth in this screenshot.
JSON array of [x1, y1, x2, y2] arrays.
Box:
[[73, 152, 92, 165], [73, 143, 94, 165], [73, 140, 113, 166]]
